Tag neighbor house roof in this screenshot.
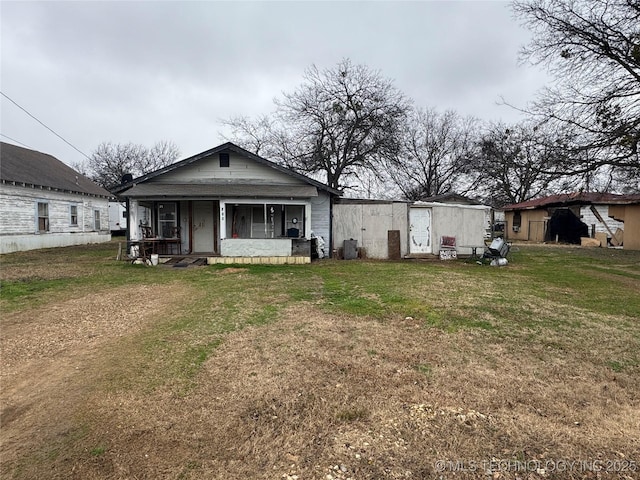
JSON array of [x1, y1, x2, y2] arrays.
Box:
[[0, 142, 112, 198], [113, 142, 342, 196], [503, 192, 640, 211]]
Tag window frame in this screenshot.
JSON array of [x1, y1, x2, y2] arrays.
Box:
[[94, 209, 101, 231], [36, 201, 50, 233], [157, 202, 178, 238], [70, 204, 79, 226]]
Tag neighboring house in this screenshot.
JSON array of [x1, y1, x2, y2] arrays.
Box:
[[333, 198, 488, 259], [503, 192, 640, 250], [108, 201, 127, 234], [0, 142, 112, 254], [113, 142, 341, 263]]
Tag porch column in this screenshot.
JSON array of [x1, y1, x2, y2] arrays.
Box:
[[129, 199, 140, 240], [304, 200, 312, 239], [220, 202, 227, 239]]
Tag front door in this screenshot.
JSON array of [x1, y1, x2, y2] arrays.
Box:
[[192, 201, 217, 253], [409, 207, 432, 254]]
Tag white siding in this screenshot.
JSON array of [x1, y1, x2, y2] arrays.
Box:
[[0, 184, 110, 253], [580, 205, 624, 235]]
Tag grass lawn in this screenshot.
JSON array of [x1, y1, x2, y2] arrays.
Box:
[[1, 241, 639, 479]]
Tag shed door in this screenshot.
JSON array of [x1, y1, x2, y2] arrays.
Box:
[[192, 201, 216, 253], [409, 207, 432, 254]]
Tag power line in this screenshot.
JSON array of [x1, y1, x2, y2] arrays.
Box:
[[0, 90, 91, 161], [0, 133, 33, 149]]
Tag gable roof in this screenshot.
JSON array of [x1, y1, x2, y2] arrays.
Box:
[[112, 142, 341, 196], [0, 142, 112, 198], [503, 192, 640, 211]]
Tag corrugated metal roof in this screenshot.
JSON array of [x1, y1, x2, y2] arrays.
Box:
[[0, 142, 111, 197], [504, 192, 640, 211], [122, 183, 318, 198]]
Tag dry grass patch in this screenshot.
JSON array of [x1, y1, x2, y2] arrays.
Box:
[[60, 304, 639, 480]]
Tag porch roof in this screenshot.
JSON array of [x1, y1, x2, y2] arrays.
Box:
[[122, 183, 319, 198]]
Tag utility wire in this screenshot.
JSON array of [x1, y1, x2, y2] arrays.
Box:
[[0, 133, 34, 149], [0, 90, 91, 161]]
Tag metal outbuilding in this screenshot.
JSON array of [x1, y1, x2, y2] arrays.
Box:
[[332, 198, 489, 259]]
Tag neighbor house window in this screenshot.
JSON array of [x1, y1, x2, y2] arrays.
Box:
[[219, 152, 230, 168], [37, 202, 49, 232], [158, 202, 177, 238], [70, 205, 78, 226], [94, 210, 101, 231], [513, 211, 522, 232]]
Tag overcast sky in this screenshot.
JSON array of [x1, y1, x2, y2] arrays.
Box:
[[1, 0, 550, 168]]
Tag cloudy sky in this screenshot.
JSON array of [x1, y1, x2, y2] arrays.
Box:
[[1, 0, 550, 168]]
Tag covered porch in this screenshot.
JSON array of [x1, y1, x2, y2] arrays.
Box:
[[126, 194, 314, 262]]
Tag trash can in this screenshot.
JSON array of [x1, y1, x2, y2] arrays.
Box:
[[343, 239, 358, 260]]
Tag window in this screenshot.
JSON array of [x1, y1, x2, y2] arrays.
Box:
[[94, 210, 101, 231], [219, 152, 230, 168], [513, 211, 522, 232], [37, 202, 49, 232], [158, 202, 177, 238], [70, 205, 78, 226], [228, 203, 305, 239]]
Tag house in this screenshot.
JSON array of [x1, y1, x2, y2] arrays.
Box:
[[113, 142, 341, 264], [502, 192, 640, 250], [332, 198, 488, 259], [0, 142, 112, 254]]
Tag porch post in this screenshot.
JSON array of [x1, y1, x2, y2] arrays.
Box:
[[129, 199, 140, 240], [220, 202, 227, 239]]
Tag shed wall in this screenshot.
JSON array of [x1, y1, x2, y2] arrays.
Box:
[[430, 205, 486, 254], [332, 202, 408, 259]]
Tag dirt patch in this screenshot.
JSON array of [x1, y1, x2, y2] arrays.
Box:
[[0, 283, 192, 472]]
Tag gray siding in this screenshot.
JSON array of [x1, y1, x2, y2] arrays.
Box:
[[310, 191, 332, 249], [152, 152, 306, 185]]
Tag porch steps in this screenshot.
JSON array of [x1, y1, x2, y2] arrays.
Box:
[[162, 257, 208, 268]]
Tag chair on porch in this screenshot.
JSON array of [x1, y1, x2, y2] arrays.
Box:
[[139, 225, 155, 260], [166, 226, 182, 255], [140, 225, 154, 239]]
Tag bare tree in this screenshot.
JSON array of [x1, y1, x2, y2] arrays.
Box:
[[88, 141, 180, 189], [472, 121, 576, 206], [223, 59, 411, 191], [512, 0, 640, 179], [386, 108, 480, 201]]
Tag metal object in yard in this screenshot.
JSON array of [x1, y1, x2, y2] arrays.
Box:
[[343, 239, 358, 260], [488, 237, 510, 258]]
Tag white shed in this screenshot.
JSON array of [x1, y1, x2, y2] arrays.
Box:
[[332, 198, 488, 259]]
